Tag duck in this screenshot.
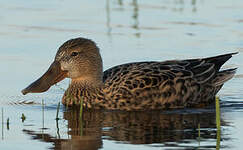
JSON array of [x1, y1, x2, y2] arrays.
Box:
[[22, 37, 237, 111]]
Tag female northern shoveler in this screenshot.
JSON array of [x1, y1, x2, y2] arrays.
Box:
[[22, 38, 237, 110]]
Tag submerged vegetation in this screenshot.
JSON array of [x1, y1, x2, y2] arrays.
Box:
[[216, 97, 221, 150], [0, 0, 242, 149], [0, 94, 236, 150], [21, 113, 26, 122], [55, 102, 60, 121]]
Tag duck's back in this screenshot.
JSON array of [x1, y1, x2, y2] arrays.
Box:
[[102, 53, 237, 110]]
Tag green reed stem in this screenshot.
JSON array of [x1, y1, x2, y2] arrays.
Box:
[[215, 96, 221, 150], [56, 102, 60, 120], [79, 97, 84, 119], [198, 123, 201, 144], [216, 128, 221, 150], [216, 97, 221, 130], [79, 97, 84, 136], [21, 113, 26, 122], [6, 118, 9, 130], [56, 118, 60, 139], [55, 102, 61, 139]]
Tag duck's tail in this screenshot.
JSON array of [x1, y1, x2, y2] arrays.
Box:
[[201, 52, 237, 86], [203, 52, 238, 71], [212, 68, 237, 86]]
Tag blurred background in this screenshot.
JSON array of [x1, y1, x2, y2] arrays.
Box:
[[0, 0, 243, 150]]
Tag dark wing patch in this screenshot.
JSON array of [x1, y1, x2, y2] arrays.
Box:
[[194, 65, 215, 83], [203, 52, 237, 71], [189, 62, 216, 83], [192, 63, 214, 76]]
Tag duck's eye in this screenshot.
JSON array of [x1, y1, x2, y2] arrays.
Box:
[[71, 52, 78, 57]]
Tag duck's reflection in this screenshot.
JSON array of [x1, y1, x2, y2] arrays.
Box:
[[23, 108, 225, 150], [23, 128, 102, 150]]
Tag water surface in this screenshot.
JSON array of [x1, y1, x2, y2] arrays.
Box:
[[0, 0, 243, 149]]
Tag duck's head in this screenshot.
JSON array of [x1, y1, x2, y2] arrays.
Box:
[[22, 38, 103, 95]]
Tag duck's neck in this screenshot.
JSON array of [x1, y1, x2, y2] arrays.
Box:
[[71, 77, 103, 87], [62, 78, 105, 108]]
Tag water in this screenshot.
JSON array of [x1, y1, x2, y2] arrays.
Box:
[[0, 0, 243, 149]]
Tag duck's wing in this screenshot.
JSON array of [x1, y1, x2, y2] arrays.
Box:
[[103, 52, 237, 85], [102, 53, 237, 110], [103, 61, 156, 83]]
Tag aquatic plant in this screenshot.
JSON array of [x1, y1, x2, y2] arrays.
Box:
[[215, 97, 221, 150], [215, 97, 221, 130], [6, 118, 9, 130], [21, 113, 26, 122], [55, 102, 60, 120], [79, 96, 84, 136]]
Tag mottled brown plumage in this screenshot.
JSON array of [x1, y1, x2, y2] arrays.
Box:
[[22, 38, 237, 111]]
